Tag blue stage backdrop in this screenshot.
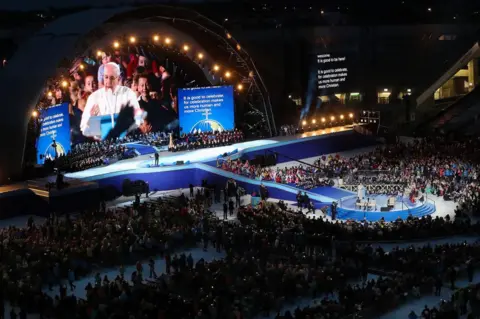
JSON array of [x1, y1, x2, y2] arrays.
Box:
[[36, 103, 71, 164], [178, 86, 235, 134]]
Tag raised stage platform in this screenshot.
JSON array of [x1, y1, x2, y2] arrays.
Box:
[[335, 194, 436, 222], [0, 125, 436, 222]]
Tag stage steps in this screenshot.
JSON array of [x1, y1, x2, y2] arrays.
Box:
[[335, 202, 435, 222]]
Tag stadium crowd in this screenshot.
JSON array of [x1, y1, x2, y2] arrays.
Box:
[[1, 182, 480, 319], [169, 129, 244, 152], [16, 128, 480, 319], [61, 141, 131, 172], [218, 137, 480, 210], [219, 158, 333, 190], [321, 138, 480, 203]]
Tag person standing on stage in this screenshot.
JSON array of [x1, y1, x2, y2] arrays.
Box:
[[154, 152, 159, 166], [303, 192, 310, 209], [189, 183, 194, 198], [228, 199, 235, 216], [223, 202, 228, 220], [260, 183, 268, 201], [235, 190, 241, 207], [148, 258, 157, 278], [308, 200, 315, 214], [296, 191, 302, 208]]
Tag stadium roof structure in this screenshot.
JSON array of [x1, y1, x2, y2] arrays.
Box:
[[0, 4, 274, 184]]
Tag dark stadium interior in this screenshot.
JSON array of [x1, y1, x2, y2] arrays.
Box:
[[2, 1, 480, 319]]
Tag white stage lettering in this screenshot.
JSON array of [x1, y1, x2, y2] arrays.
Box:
[[182, 93, 225, 114], [317, 53, 349, 90], [39, 113, 65, 138]]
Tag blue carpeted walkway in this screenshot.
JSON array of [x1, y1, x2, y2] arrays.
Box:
[[308, 186, 355, 200]]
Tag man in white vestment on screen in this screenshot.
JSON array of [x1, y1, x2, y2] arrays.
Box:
[[80, 62, 144, 138]]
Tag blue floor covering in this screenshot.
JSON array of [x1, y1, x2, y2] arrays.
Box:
[[308, 186, 354, 200]]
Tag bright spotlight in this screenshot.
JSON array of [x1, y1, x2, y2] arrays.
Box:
[[330, 116, 335, 121], [197, 53, 204, 59], [47, 91, 52, 97], [226, 33, 232, 39], [349, 113, 354, 118], [113, 41, 120, 48], [340, 114, 344, 120], [383, 88, 389, 92], [32, 110, 38, 118], [61, 81, 68, 88], [249, 71, 254, 78], [183, 44, 189, 52], [237, 84, 243, 91], [225, 71, 231, 78], [236, 44, 241, 50], [302, 120, 307, 126], [153, 35, 160, 42], [79, 64, 84, 70], [129, 36, 136, 43], [165, 37, 171, 44], [312, 119, 316, 124], [96, 50, 102, 57], [321, 117, 326, 123], [213, 65, 220, 71]]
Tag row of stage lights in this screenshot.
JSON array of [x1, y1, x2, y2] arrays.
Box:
[[43, 34, 247, 98], [34, 33, 247, 119], [301, 113, 354, 127], [45, 78, 244, 96], [102, 35, 245, 89]]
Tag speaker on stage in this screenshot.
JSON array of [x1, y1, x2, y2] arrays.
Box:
[[176, 160, 185, 165]]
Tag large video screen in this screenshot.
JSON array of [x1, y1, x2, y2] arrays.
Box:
[[177, 86, 235, 135], [316, 53, 349, 92], [70, 59, 178, 144], [36, 103, 71, 164], [40, 51, 184, 150]]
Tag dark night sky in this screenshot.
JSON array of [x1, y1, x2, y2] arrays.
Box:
[[2, 0, 477, 13], [0, 0, 213, 11]]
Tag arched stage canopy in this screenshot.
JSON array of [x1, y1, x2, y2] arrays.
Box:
[[0, 5, 275, 183]]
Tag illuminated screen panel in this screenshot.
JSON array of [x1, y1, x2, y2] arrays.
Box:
[[36, 103, 71, 164], [177, 85, 235, 135], [317, 53, 349, 92]]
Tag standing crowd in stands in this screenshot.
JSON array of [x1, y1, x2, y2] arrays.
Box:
[[219, 158, 333, 189], [219, 138, 480, 211]]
